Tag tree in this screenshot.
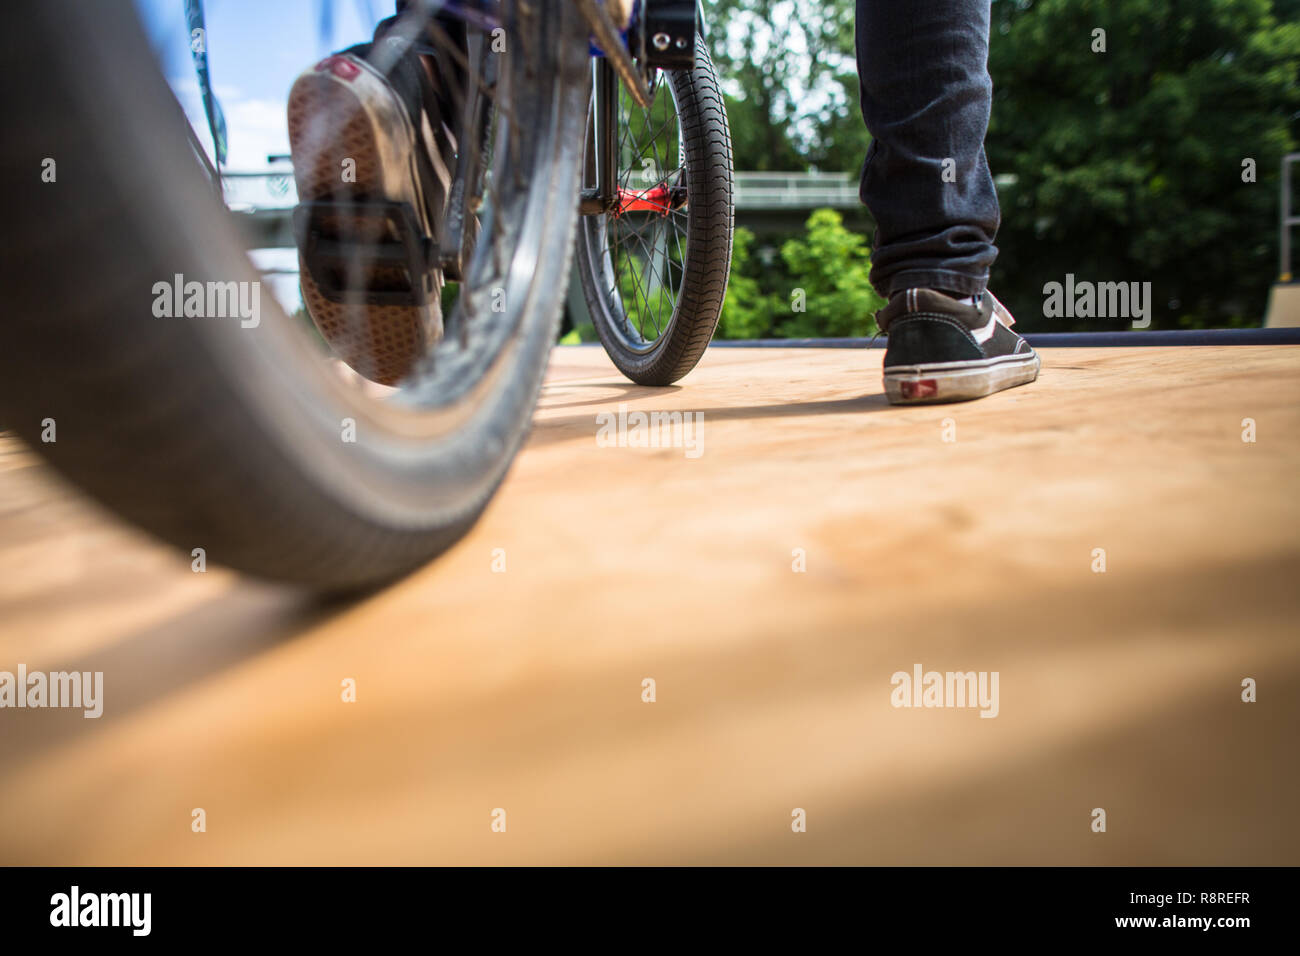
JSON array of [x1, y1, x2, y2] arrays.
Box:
[[775, 209, 884, 337], [707, 0, 864, 171], [720, 210, 884, 338], [986, 0, 1300, 329], [717, 227, 778, 338], [707, 0, 1300, 335]]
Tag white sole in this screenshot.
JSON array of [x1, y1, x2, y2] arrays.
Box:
[[884, 353, 1040, 404]]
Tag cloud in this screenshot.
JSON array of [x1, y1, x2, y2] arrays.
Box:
[[221, 97, 292, 169], [178, 95, 291, 171], [168, 74, 288, 170]]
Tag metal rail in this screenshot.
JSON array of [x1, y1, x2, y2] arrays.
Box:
[[222, 169, 870, 214]]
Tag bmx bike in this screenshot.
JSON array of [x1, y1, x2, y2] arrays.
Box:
[[0, 0, 731, 589]]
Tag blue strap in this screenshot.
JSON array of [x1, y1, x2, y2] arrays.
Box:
[[184, 0, 228, 167]]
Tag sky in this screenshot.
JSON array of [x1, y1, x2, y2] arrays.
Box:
[[132, 1, 395, 310], [134, 0, 387, 171], [134, 1, 839, 170]]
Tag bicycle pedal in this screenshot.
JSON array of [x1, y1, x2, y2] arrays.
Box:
[[293, 200, 439, 307]]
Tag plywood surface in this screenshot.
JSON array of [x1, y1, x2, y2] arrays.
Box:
[[1, 345, 1297, 864]]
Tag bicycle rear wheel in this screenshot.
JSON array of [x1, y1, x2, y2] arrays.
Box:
[[0, 0, 589, 590]]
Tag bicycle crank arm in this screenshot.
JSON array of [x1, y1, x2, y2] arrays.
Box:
[[574, 0, 653, 109]]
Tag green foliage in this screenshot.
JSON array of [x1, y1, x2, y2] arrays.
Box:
[[706, 0, 1300, 332], [620, 77, 680, 176], [808, 71, 872, 175], [441, 280, 459, 318], [608, 219, 684, 340], [776, 209, 884, 337], [718, 227, 775, 337], [708, 0, 865, 172], [720, 209, 885, 338], [986, 0, 1300, 329], [723, 92, 805, 171]]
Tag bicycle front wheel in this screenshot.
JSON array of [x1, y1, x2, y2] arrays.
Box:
[[0, 0, 589, 589]]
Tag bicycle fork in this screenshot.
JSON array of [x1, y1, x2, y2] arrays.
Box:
[[579, 58, 621, 217]]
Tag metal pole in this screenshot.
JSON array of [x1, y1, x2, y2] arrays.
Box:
[[1282, 153, 1298, 282]]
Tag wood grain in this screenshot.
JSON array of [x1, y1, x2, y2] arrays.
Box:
[[1, 345, 1296, 864]]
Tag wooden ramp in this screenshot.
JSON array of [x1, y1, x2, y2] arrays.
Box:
[[1, 344, 1298, 864]]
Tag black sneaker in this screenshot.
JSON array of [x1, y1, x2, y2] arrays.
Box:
[[879, 289, 1040, 404], [287, 21, 458, 385]]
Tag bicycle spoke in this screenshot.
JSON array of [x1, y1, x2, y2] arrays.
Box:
[[589, 67, 692, 349]]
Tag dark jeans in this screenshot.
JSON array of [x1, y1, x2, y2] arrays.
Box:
[[856, 0, 999, 299]]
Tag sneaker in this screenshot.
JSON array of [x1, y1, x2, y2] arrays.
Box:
[[879, 289, 1040, 404], [287, 25, 457, 385]]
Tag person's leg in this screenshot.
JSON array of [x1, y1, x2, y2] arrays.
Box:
[[857, 0, 1034, 405], [856, 0, 999, 300]]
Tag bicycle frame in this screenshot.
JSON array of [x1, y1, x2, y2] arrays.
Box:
[[578, 0, 700, 216], [288, 0, 700, 287], [425, 1, 701, 220], [391, 1, 696, 239]]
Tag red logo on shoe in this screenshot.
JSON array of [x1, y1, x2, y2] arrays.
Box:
[[900, 379, 938, 399], [315, 55, 360, 81]]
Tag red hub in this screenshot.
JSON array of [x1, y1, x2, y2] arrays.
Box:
[[615, 184, 672, 216]]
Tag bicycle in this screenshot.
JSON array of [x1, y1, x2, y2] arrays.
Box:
[[0, 0, 730, 590]]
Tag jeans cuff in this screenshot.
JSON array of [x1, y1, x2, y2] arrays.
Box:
[[883, 269, 988, 300]]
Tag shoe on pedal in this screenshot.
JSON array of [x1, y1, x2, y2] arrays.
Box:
[[879, 288, 1039, 404], [288, 26, 456, 385]]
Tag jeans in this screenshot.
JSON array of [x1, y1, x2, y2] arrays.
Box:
[[856, 0, 999, 299]]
